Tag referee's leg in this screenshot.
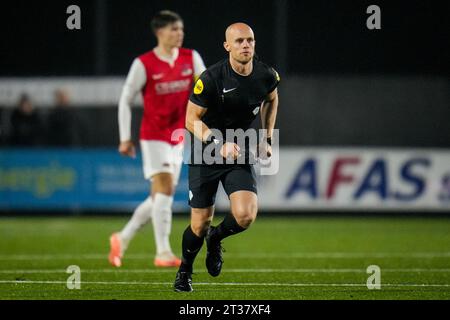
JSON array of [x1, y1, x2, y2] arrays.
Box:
[[181, 206, 214, 272], [208, 165, 258, 243], [206, 191, 258, 249], [174, 206, 213, 292], [229, 191, 258, 228], [203, 191, 257, 277]]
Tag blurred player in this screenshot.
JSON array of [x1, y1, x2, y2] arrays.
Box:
[[109, 10, 206, 268], [174, 23, 280, 291]]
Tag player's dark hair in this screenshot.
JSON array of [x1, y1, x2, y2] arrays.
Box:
[[151, 10, 182, 35]]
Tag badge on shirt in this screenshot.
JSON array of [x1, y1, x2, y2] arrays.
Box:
[[273, 68, 281, 82], [194, 79, 204, 94]]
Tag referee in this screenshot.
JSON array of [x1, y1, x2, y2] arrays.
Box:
[[174, 23, 280, 292]]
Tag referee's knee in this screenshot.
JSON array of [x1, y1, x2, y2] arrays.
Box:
[[191, 220, 211, 237], [232, 204, 258, 229]]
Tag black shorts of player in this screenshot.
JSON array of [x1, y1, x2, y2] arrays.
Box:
[[188, 164, 257, 208]]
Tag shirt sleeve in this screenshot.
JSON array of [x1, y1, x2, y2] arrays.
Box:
[[267, 67, 281, 94], [192, 50, 206, 79], [118, 58, 146, 142], [189, 70, 216, 108]]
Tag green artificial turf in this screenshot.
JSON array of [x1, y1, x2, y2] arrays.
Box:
[[0, 215, 449, 300]]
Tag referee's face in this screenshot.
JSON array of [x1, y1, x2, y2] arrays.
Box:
[[158, 21, 184, 48], [224, 24, 255, 64]]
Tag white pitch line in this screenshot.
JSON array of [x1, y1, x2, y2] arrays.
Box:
[[0, 280, 449, 288], [226, 252, 450, 258], [1, 268, 450, 274], [1, 252, 450, 260]]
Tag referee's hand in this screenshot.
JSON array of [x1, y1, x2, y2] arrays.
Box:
[[258, 143, 272, 160], [220, 142, 241, 160], [119, 141, 136, 158]]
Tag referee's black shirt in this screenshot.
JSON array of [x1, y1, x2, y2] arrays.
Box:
[[188, 58, 280, 165]]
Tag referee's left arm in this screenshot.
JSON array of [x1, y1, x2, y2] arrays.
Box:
[[261, 88, 279, 141]]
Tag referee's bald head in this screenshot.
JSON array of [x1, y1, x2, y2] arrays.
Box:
[[224, 23, 255, 64], [225, 23, 254, 42]]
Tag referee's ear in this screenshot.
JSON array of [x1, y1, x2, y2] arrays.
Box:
[[223, 41, 231, 52]]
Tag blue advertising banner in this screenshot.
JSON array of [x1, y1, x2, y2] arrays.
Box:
[[3, 148, 449, 212], [0, 149, 190, 211]]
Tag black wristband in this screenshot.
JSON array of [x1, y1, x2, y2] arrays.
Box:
[[266, 137, 272, 146]]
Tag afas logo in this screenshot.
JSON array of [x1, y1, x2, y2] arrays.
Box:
[[285, 157, 431, 201]]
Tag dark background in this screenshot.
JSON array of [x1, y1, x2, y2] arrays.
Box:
[[0, 0, 449, 147], [1, 0, 449, 76]]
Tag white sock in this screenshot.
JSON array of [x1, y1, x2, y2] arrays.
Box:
[[152, 193, 174, 255], [120, 196, 153, 252]]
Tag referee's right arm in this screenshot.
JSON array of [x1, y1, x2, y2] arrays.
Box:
[[186, 101, 240, 160], [186, 74, 213, 143], [185, 101, 211, 143], [187, 75, 240, 160]]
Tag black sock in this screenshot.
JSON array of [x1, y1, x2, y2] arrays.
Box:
[[210, 214, 247, 242], [179, 225, 204, 273]]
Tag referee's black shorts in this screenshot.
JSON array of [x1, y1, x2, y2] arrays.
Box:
[[188, 164, 257, 208]]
